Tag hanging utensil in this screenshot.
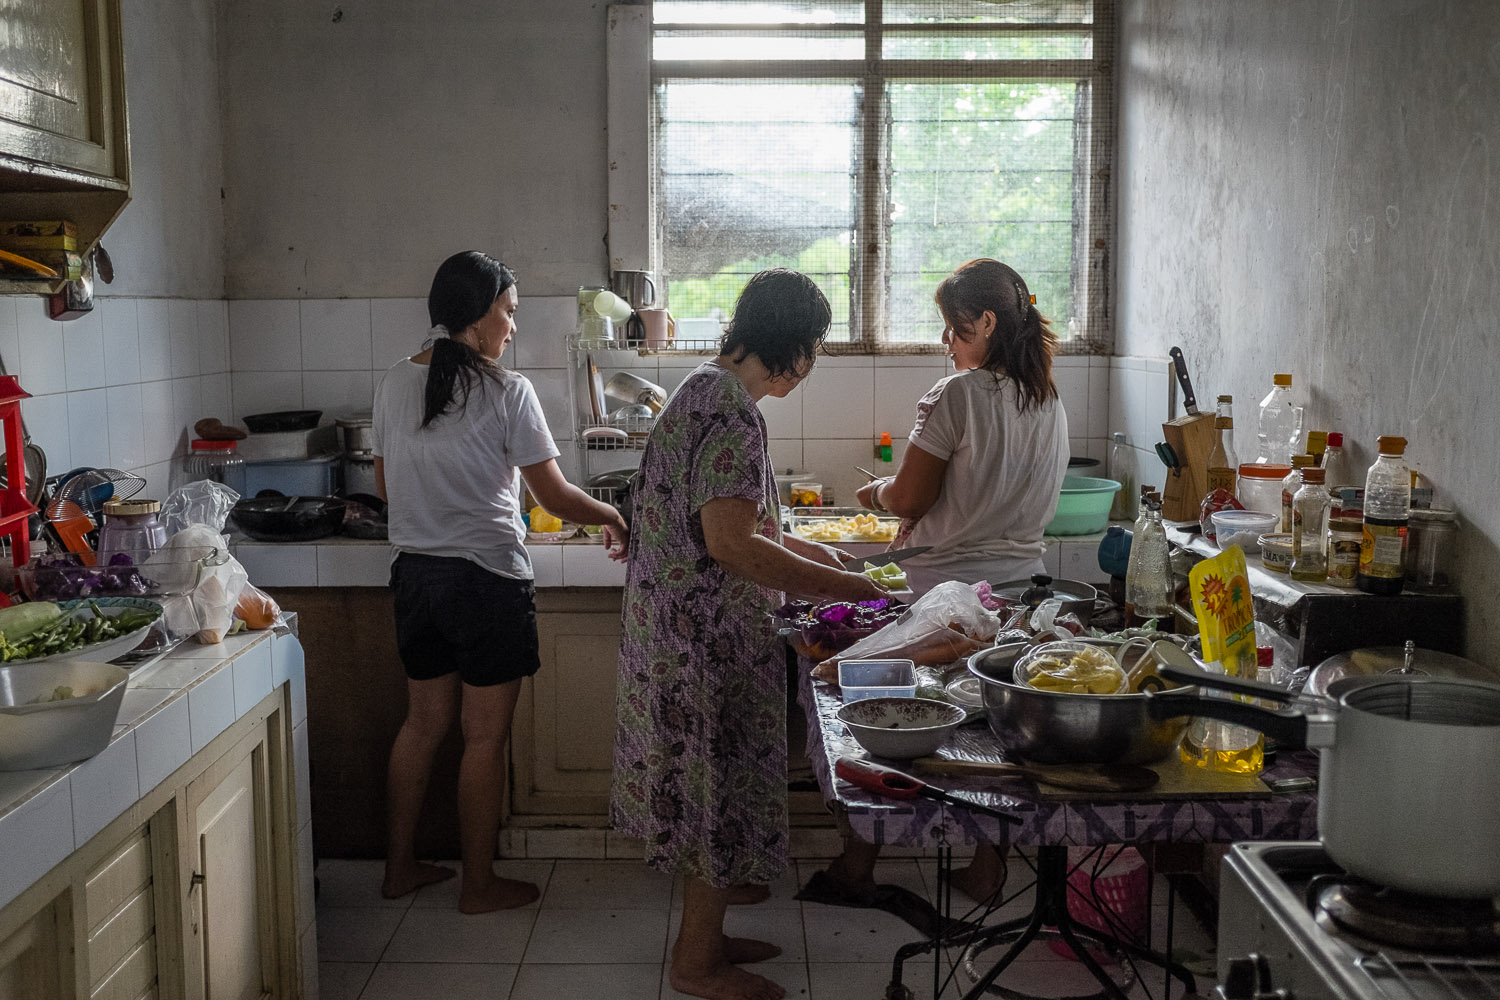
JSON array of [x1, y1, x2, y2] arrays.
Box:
[[834, 756, 1022, 824], [1169, 346, 1199, 416]]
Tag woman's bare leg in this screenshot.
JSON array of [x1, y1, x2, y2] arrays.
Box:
[[455, 678, 539, 913], [382, 675, 461, 898], [950, 843, 1008, 903], [671, 877, 785, 1000]]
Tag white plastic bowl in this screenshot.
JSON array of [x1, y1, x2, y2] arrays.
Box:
[[836, 697, 966, 760], [1210, 509, 1280, 553]]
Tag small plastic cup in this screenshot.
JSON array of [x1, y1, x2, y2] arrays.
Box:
[[790, 482, 823, 507]]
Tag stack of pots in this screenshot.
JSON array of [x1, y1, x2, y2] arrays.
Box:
[[336, 414, 378, 497]]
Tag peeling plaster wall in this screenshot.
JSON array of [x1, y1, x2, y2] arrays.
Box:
[[221, 0, 613, 299], [1117, 1, 1500, 656]]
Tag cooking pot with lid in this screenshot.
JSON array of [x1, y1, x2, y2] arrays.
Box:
[[990, 575, 1099, 625], [1145, 663, 1500, 899]]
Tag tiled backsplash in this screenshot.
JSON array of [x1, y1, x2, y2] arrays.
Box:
[[3, 291, 1176, 509]]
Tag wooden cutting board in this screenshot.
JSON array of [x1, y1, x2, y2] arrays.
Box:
[[1033, 754, 1271, 801]]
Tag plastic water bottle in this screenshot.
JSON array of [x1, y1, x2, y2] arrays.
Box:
[[1255, 374, 1304, 466], [1357, 436, 1411, 595]]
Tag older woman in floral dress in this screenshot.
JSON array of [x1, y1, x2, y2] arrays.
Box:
[[612, 269, 886, 1000]]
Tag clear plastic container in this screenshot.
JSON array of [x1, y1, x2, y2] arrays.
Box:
[[1255, 374, 1304, 466], [97, 499, 168, 563], [1015, 640, 1126, 694], [1405, 507, 1456, 592], [838, 659, 917, 702], [179, 439, 246, 495], [1236, 463, 1290, 519]]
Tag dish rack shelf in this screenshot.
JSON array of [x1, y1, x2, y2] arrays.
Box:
[[566, 334, 719, 355]]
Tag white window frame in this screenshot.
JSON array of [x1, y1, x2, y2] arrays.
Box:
[[607, 2, 1115, 355]]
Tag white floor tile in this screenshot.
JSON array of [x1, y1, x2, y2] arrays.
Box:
[[523, 907, 670, 964], [315, 906, 406, 963], [510, 962, 663, 1000], [662, 961, 811, 999], [382, 906, 538, 964], [315, 859, 414, 909], [809, 961, 938, 1000], [544, 860, 673, 909], [315, 961, 373, 1000], [800, 902, 931, 964], [411, 860, 554, 909], [358, 961, 518, 1000]]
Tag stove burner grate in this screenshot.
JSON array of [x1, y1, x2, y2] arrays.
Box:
[[1312, 876, 1500, 955], [1355, 953, 1500, 1000]]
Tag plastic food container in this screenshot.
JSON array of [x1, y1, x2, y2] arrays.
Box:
[[789, 507, 900, 543], [1210, 509, 1280, 552], [1258, 532, 1295, 573], [838, 659, 917, 702], [1014, 640, 1127, 695], [1236, 463, 1292, 518], [1045, 477, 1123, 536], [0, 661, 129, 770]]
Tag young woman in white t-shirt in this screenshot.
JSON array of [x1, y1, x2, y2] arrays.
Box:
[[831, 258, 1068, 903], [372, 251, 627, 913]]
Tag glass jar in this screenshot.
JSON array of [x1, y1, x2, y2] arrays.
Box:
[[181, 439, 246, 494], [1327, 517, 1363, 588], [1405, 508, 1457, 592], [97, 499, 168, 563], [1236, 463, 1291, 519]]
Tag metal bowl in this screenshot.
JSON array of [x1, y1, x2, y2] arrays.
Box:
[[967, 640, 1197, 765], [0, 660, 129, 770]]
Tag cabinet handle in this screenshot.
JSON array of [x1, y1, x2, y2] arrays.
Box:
[[191, 871, 206, 888]]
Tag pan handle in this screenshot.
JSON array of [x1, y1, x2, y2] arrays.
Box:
[[1143, 689, 1312, 749], [1156, 661, 1301, 703]]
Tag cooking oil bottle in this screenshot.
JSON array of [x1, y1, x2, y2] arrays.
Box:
[[1182, 545, 1265, 773]]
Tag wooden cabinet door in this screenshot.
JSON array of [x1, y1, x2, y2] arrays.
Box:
[[184, 727, 276, 1000], [512, 590, 623, 815], [0, 897, 69, 1000], [0, 0, 126, 179]]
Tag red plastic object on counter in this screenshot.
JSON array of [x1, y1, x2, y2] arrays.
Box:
[[1199, 487, 1243, 544], [0, 376, 36, 566]]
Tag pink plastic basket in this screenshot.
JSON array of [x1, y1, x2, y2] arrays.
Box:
[[1047, 847, 1150, 963]]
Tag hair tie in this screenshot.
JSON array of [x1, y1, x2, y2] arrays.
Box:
[[430, 324, 450, 339]]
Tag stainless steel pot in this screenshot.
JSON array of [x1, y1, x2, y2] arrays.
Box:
[[990, 575, 1098, 625], [1146, 664, 1500, 899], [967, 640, 1197, 765], [335, 414, 374, 454]]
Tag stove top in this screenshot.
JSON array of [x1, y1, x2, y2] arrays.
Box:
[[1218, 842, 1500, 1000]]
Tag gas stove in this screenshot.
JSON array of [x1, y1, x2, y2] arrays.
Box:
[[1218, 841, 1500, 1000]]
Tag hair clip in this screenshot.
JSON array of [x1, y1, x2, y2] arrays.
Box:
[[1029, 294, 1036, 305]]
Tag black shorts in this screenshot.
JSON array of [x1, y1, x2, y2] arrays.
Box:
[[390, 553, 541, 687]]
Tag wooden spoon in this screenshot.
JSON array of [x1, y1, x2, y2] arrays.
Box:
[[912, 756, 1159, 794]]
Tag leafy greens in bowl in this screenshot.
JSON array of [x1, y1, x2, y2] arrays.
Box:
[[0, 598, 164, 665]]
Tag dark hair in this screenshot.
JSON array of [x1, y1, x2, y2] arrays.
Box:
[[719, 268, 831, 379], [934, 258, 1057, 412], [422, 251, 516, 427]]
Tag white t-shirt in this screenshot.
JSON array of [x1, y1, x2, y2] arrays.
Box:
[[371, 358, 560, 579], [901, 369, 1070, 594]]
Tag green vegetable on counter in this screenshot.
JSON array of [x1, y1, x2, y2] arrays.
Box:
[[862, 561, 908, 590], [0, 601, 64, 642], [0, 602, 160, 662]]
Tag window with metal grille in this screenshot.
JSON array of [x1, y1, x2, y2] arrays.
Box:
[[651, 0, 1115, 353]]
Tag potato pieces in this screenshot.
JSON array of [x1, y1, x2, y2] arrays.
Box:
[[1018, 643, 1127, 695]]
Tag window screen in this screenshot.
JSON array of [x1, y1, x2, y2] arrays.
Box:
[[652, 1, 1114, 353]]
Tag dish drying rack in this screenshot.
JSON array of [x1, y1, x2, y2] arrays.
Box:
[[42, 468, 149, 567]]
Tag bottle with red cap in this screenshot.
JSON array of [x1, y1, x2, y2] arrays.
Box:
[[1321, 432, 1353, 517]]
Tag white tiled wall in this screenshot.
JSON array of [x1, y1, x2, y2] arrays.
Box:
[[0, 295, 231, 498]]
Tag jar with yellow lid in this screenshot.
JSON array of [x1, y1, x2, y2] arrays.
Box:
[[97, 498, 168, 563]]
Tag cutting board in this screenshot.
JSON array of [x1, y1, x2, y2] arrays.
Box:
[[1159, 412, 1216, 522], [1034, 754, 1270, 801]]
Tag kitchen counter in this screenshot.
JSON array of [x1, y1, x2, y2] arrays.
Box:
[[229, 528, 1118, 589], [0, 626, 310, 911]]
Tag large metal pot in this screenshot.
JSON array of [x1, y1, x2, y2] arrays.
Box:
[[1146, 664, 1500, 899], [967, 640, 1197, 765]]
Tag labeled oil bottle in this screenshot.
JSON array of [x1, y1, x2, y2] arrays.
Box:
[[1357, 436, 1410, 595]]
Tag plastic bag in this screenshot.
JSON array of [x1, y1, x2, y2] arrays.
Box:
[[235, 582, 283, 631], [161, 480, 241, 536], [194, 550, 250, 644], [812, 580, 1002, 682], [1014, 640, 1127, 694]]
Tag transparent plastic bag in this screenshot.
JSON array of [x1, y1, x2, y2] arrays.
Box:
[[1014, 640, 1128, 694], [194, 550, 250, 644], [234, 582, 285, 631], [812, 580, 1003, 680], [161, 480, 241, 535]]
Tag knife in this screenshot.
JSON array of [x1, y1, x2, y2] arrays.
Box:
[[854, 545, 931, 567], [1169, 346, 1199, 416]]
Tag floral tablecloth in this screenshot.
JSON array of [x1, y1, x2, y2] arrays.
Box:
[[797, 658, 1320, 849]]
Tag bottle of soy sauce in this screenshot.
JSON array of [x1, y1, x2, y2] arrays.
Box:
[[1357, 436, 1410, 595]]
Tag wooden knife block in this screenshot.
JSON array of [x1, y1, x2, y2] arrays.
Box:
[[1160, 413, 1216, 521]]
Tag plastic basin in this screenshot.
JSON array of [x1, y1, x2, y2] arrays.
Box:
[[1045, 476, 1122, 536]]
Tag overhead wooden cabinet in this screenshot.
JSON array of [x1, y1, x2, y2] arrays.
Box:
[[0, 0, 130, 293]]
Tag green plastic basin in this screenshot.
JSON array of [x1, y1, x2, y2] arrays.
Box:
[[1045, 476, 1122, 536]]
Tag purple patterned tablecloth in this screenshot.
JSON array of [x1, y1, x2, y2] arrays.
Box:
[[797, 658, 1320, 850]]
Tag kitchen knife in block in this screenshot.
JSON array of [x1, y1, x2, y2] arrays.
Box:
[[1159, 412, 1216, 521]]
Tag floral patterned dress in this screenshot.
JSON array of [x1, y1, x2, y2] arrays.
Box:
[[611, 363, 788, 889]]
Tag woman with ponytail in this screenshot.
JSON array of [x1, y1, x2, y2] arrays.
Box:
[[372, 251, 628, 913], [820, 259, 1068, 906]]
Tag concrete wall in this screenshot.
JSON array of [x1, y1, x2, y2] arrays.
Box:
[[1116, 0, 1500, 655], [220, 0, 614, 299]]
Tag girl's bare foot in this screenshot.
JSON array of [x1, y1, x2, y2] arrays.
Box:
[[382, 861, 456, 900], [723, 935, 781, 964], [727, 883, 771, 905], [951, 846, 1007, 904], [669, 961, 786, 1000], [457, 876, 539, 914]]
